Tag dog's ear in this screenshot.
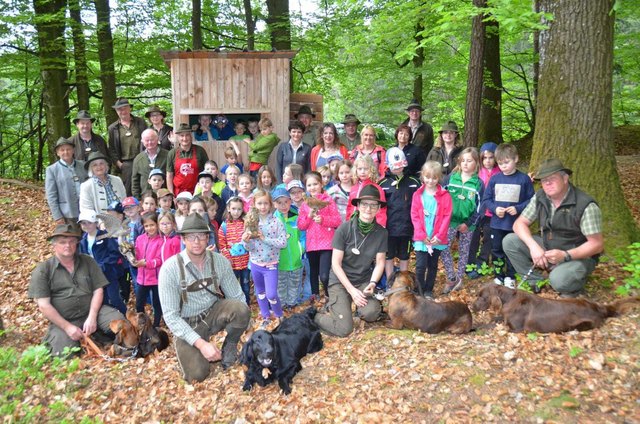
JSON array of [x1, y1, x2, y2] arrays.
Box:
[[126, 310, 139, 330], [156, 329, 170, 352], [239, 337, 253, 365], [110, 320, 125, 333], [489, 295, 503, 313]]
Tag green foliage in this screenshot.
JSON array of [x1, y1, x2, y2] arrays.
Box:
[[615, 242, 640, 295], [568, 346, 583, 358]]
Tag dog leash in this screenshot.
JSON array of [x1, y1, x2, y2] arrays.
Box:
[[372, 286, 411, 301], [517, 266, 536, 290]]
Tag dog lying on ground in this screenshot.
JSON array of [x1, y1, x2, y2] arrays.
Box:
[[240, 307, 323, 395], [472, 283, 640, 333], [108, 311, 169, 357], [386, 271, 473, 334]]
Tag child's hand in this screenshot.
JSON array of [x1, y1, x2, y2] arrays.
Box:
[[429, 236, 440, 245], [242, 137, 251, 144], [191, 124, 199, 132], [241, 231, 252, 242], [134, 259, 146, 268], [506, 206, 517, 216], [495, 207, 506, 218], [313, 214, 322, 224], [457, 223, 468, 233]]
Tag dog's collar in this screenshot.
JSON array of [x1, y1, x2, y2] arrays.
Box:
[[114, 343, 138, 357], [374, 286, 411, 300]]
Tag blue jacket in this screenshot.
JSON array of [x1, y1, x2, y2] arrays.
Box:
[[482, 170, 535, 231], [79, 229, 124, 283]]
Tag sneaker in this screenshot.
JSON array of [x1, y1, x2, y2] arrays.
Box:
[[443, 280, 457, 294], [423, 292, 434, 300], [467, 270, 481, 280], [493, 278, 504, 286], [503, 277, 516, 289], [560, 291, 583, 299], [452, 279, 464, 292]]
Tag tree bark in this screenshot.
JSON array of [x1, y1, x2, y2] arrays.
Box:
[[69, 0, 90, 111], [266, 0, 291, 50], [192, 0, 203, 50], [532, 0, 638, 247], [32, 0, 70, 163], [479, 18, 503, 144], [463, 0, 486, 147], [412, 21, 425, 106], [94, 0, 117, 125], [243, 0, 255, 50]]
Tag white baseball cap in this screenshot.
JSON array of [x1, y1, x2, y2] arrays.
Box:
[[78, 210, 98, 223]]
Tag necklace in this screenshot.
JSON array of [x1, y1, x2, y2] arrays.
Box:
[[351, 221, 373, 255]]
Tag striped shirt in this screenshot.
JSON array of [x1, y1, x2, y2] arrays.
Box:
[[158, 250, 245, 345]]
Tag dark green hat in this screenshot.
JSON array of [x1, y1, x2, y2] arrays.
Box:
[[342, 114, 361, 125], [112, 97, 132, 109], [406, 100, 424, 112], [48, 223, 82, 241], [145, 105, 167, 119], [174, 123, 192, 134], [294, 105, 316, 118], [438, 121, 459, 133], [84, 151, 111, 170], [73, 110, 96, 124], [534, 159, 573, 181], [178, 213, 213, 234], [55, 137, 74, 150]]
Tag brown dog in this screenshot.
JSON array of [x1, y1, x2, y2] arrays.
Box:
[[472, 283, 640, 333], [386, 271, 473, 334], [126, 310, 170, 357], [109, 318, 139, 357]]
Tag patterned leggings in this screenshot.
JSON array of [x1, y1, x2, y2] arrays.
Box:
[[441, 227, 473, 282]]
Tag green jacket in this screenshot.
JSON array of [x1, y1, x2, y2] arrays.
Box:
[[274, 210, 303, 271], [249, 133, 280, 164], [445, 172, 482, 230]]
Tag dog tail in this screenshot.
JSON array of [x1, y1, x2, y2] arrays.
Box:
[[302, 306, 318, 319], [605, 296, 640, 317]]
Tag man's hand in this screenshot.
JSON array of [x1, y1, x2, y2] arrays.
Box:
[[82, 316, 97, 336], [195, 339, 222, 362], [544, 249, 566, 266], [348, 286, 368, 308], [529, 244, 548, 269], [65, 323, 84, 341]]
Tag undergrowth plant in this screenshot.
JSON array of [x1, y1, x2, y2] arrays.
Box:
[[616, 242, 640, 295]]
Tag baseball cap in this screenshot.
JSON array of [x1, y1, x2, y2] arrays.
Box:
[[157, 188, 173, 199], [107, 201, 124, 214], [386, 147, 408, 171], [175, 191, 193, 202], [148, 169, 165, 178], [272, 187, 291, 201], [77, 210, 98, 223], [122, 197, 140, 208], [286, 180, 304, 192]]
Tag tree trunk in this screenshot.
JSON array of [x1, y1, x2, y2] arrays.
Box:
[[265, 0, 291, 50], [192, 0, 202, 50], [463, 0, 486, 147], [532, 0, 638, 247], [243, 0, 255, 50], [412, 21, 425, 106], [479, 19, 503, 144], [94, 0, 117, 125], [69, 0, 90, 111], [33, 0, 70, 163]]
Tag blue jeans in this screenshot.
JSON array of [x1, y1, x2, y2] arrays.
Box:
[[299, 255, 312, 302], [278, 268, 303, 307], [234, 268, 251, 305]]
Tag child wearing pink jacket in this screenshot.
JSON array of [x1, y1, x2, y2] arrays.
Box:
[[134, 212, 164, 327], [298, 172, 341, 301]]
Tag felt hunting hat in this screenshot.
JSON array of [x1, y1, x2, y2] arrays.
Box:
[[112, 98, 132, 109], [351, 184, 386, 207], [55, 137, 74, 150], [342, 114, 361, 125], [534, 158, 573, 181], [48, 223, 82, 241], [156, 188, 173, 199], [174, 123, 192, 134], [144, 105, 167, 119], [84, 151, 110, 170], [73, 110, 96, 124], [178, 213, 213, 234], [294, 105, 316, 118], [386, 147, 408, 171], [405, 100, 424, 112], [438, 121, 459, 133]]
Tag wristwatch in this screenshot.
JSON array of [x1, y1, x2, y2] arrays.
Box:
[[564, 251, 572, 262]]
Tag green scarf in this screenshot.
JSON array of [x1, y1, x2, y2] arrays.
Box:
[[351, 211, 375, 234]]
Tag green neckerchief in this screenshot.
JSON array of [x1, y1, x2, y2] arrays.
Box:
[[351, 211, 375, 234]]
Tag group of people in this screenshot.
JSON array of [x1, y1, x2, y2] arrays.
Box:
[[33, 98, 603, 383]]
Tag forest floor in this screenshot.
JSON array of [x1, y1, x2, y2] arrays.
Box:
[[1, 156, 639, 423]]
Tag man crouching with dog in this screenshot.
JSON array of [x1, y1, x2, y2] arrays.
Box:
[[29, 224, 125, 356], [314, 185, 388, 337], [159, 213, 250, 382]]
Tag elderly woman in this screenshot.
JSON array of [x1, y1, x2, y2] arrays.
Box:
[[79, 152, 126, 215], [427, 121, 463, 177], [145, 105, 174, 151], [314, 185, 388, 337], [46, 137, 89, 224], [310, 123, 349, 171], [395, 123, 426, 177], [275, 120, 312, 183], [349, 125, 386, 179]]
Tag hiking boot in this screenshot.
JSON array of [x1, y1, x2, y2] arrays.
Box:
[[503, 277, 516, 289], [452, 279, 464, 292], [221, 328, 244, 370], [493, 277, 504, 286], [442, 280, 457, 294], [560, 290, 583, 299]]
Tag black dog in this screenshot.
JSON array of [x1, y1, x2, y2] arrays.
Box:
[[240, 307, 323, 394]]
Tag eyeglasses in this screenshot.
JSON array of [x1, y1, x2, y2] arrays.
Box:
[[359, 202, 380, 210], [184, 233, 208, 242], [540, 174, 562, 185]]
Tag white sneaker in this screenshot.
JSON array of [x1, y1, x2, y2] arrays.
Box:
[[493, 278, 504, 286], [503, 277, 515, 289]]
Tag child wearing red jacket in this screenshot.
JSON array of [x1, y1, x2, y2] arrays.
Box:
[[218, 197, 251, 305], [134, 212, 164, 327], [298, 172, 342, 301], [345, 155, 387, 227], [411, 161, 452, 299]]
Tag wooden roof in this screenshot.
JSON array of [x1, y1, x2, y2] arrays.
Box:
[[158, 50, 298, 67]]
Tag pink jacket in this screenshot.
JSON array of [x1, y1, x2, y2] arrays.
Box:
[[345, 180, 387, 227], [478, 166, 500, 217], [160, 233, 181, 262], [135, 233, 164, 286], [298, 193, 342, 252], [411, 184, 452, 244]]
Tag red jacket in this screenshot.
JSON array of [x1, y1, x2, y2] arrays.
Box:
[[218, 219, 250, 270], [411, 184, 452, 244], [135, 233, 163, 286], [345, 180, 387, 227], [298, 193, 342, 252]]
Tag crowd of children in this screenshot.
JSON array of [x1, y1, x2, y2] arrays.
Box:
[[66, 112, 539, 331]]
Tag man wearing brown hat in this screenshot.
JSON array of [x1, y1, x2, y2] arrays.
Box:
[[46, 137, 89, 224], [131, 129, 169, 199], [68, 110, 110, 161], [166, 123, 209, 196], [107, 98, 147, 196], [503, 159, 604, 297], [28, 224, 125, 356], [339, 114, 361, 151], [294, 105, 319, 147], [159, 214, 250, 382], [402, 100, 434, 156], [145, 105, 174, 151]]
